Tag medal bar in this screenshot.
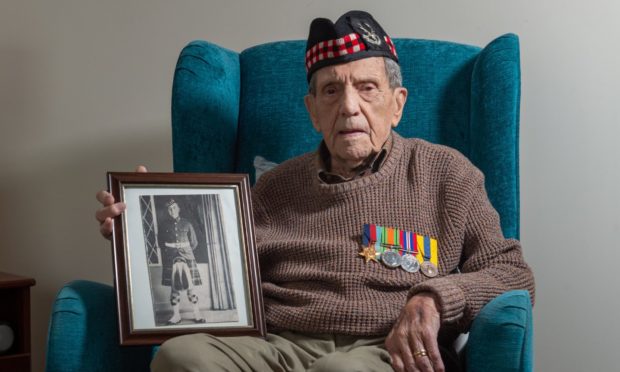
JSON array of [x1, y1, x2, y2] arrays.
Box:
[[360, 224, 438, 276]]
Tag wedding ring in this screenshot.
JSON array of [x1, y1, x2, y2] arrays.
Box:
[[413, 349, 428, 358]]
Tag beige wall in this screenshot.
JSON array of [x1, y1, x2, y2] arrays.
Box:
[[1, 1, 618, 371]]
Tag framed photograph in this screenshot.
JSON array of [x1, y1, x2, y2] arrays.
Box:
[[108, 172, 265, 345]]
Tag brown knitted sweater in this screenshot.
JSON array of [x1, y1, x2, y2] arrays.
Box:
[[252, 132, 535, 336]]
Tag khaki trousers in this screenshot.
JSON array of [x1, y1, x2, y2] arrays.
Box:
[[151, 331, 393, 372]]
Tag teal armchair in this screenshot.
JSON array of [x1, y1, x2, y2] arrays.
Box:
[[46, 35, 533, 371]]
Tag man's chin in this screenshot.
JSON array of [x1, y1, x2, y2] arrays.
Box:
[[334, 135, 370, 149], [335, 149, 373, 164]]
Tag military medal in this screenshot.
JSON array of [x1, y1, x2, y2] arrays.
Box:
[[399, 230, 420, 273], [358, 245, 378, 263], [401, 230, 420, 273], [401, 254, 420, 273], [379, 227, 402, 268], [420, 261, 438, 277], [359, 224, 379, 263], [381, 249, 402, 268], [419, 235, 439, 278], [361, 224, 438, 274]]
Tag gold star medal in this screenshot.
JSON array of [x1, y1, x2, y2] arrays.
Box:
[[359, 245, 378, 263], [360, 224, 379, 263]]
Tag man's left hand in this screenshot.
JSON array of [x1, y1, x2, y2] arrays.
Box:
[[385, 293, 444, 372]]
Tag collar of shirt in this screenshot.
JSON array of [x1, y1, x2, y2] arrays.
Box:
[[317, 133, 393, 184]]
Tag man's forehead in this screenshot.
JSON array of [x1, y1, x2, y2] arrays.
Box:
[[315, 57, 386, 84]]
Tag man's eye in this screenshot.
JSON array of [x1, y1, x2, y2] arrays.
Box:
[[325, 87, 337, 95], [361, 84, 377, 92]]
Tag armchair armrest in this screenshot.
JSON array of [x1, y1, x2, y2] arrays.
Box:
[[466, 289, 533, 372], [45, 280, 153, 372]]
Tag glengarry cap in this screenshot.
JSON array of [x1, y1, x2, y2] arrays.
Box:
[[305, 10, 398, 82]]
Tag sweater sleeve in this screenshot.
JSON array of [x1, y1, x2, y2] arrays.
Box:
[[408, 166, 535, 331]]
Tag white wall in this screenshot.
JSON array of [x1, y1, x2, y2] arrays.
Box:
[[1, 1, 618, 371]]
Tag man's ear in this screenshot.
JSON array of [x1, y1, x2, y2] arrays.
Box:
[[391, 87, 408, 128], [304, 94, 321, 132]]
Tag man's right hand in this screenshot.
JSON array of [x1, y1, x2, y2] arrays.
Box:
[[95, 165, 147, 240]]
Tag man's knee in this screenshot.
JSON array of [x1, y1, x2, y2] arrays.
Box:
[[308, 352, 378, 372], [152, 336, 189, 372], [151, 334, 222, 372]]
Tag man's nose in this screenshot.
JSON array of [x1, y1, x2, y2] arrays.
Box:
[[340, 86, 360, 117]]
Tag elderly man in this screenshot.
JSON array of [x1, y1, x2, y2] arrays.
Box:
[[96, 10, 534, 372]]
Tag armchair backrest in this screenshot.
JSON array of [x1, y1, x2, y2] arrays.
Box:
[[171, 34, 521, 239]]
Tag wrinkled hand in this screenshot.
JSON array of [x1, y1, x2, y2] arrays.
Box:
[[95, 165, 147, 239], [386, 293, 444, 372]]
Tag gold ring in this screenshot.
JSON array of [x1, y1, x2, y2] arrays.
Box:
[[413, 349, 428, 358]]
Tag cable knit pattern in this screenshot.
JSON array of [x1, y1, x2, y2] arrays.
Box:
[[252, 132, 534, 336]]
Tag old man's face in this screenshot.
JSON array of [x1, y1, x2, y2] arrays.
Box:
[[305, 57, 407, 172]]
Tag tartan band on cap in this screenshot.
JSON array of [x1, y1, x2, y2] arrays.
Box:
[[384, 35, 397, 57], [305, 33, 367, 72], [305, 10, 399, 81]]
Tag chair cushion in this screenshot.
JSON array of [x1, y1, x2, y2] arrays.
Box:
[[254, 155, 279, 181]]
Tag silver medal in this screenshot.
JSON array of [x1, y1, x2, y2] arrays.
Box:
[[381, 250, 402, 268], [420, 261, 439, 278], [401, 254, 420, 273]]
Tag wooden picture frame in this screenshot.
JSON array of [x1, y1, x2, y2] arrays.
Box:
[[108, 172, 265, 345]]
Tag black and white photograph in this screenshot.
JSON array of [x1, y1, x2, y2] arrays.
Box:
[[107, 172, 266, 345], [138, 194, 237, 327]]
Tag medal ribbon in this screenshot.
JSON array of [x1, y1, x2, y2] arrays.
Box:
[[374, 224, 384, 256], [406, 231, 419, 256], [362, 224, 435, 266], [423, 235, 431, 262], [399, 230, 406, 256], [363, 224, 370, 247], [363, 223, 378, 246], [418, 235, 439, 267], [385, 227, 394, 246]]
